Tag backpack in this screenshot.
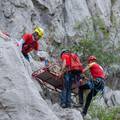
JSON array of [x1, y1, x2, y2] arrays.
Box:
[[70, 53, 83, 72]]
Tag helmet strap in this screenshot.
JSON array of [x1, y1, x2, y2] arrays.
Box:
[[33, 32, 39, 41]]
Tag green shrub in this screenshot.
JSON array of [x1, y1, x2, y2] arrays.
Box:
[[69, 38, 120, 66], [111, 0, 117, 5], [69, 16, 120, 66], [89, 104, 120, 120]]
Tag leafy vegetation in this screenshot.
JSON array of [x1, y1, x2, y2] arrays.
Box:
[[69, 38, 120, 66], [111, 0, 117, 5], [58, 16, 120, 66], [89, 103, 120, 120]]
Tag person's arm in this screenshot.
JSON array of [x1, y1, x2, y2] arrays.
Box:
[[82, 65, 90, 73], [82, 62, 95, 73], [34, 50, 39, 56], [81, 62, 95, 81], [33, 42, 40, 56], [16, 39, 25, 51], [79, 63, 94, 84], [61, 59, 66, 72], [35, 49, 49, 58], [32, 50, 42, 61]]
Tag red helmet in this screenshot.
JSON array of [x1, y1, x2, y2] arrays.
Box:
[[88, 55, 96, 63]]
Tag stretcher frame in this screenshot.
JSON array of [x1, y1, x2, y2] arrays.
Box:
[[32, 65, 79, 94]]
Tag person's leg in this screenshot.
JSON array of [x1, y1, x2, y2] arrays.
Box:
[[82, 88, 98, 116], [76, 71, 84, 105], [94, 78, 105, 92], [22, 53, 30, 62], [60, 73, 71, 108], [60, 73, 67, 107], [82, 79, 105, 116], [70, 70, 83, 106], [75, 71, 81, 87], [60, 88, 66, 107], [79, 83, 90, 106], [66, 72, 73, 107]]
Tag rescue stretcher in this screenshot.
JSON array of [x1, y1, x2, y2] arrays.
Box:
[[32, 64, 79, 94]]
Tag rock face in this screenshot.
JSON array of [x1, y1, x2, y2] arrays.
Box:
[[52, 103, 83, 120], [0, 0, 34, 38], [0, 38, 60, 120], [1, 0, 120, 53], [103, 87, 120, 107], [0, 0, 119, 43], [94, 86, 120, 107], [0, 0, 120, 119]]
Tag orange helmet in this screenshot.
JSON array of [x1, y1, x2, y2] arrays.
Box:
[[88, 55, 96, 63]]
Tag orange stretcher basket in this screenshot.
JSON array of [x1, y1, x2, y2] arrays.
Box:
[[32, 64, 78, 94]]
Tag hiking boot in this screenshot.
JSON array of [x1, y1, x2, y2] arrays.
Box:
[[81, 108, 87, 118], [61, 103, 67, 108], [66, 103, 71, 108], [73, 103, 83, 108], [81, 111, 86, 118]]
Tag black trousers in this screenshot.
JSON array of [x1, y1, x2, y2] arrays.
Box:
[[79, 78, 104, 115], [22, 52, 30, 62]]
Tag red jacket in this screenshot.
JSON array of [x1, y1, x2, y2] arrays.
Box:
[[61, 53, 83, 72], [22, 33, 39, 54], [70, 53, 83, 71], [90, 62, 105, 79]]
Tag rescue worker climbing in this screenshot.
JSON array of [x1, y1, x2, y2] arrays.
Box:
[[79, 55, 105, 117], [60, 50, 84, 108], [17, 26, 44, 61]]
